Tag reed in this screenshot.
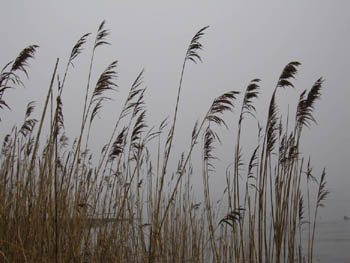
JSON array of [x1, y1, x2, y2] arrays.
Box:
[[0, 22, 328, 262]]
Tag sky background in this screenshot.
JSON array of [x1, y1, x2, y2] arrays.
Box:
[[1, 1, 349, 220]]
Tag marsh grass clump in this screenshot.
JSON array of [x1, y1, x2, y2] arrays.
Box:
[[0, 22, 328, 263]]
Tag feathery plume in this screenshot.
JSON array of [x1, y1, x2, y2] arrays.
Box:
[[69, 33, 91, 67], [94, 20, 110, 50], [11, 45, 39, 77], [185, 26, 209, 64], [277, 61, 301, 89]]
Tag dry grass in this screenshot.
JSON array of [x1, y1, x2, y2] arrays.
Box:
[[0, 21, 329, 263]]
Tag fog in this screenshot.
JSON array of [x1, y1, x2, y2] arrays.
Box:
[[1, 1, 349, 220]]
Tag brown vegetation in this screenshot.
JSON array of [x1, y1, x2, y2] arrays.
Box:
[[0, 21, 329, 262]]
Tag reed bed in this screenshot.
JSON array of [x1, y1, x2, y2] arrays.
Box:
[[0, 21, 329, 263]]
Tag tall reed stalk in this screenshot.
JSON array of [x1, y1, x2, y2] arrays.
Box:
[[0, 22, 329, 263]]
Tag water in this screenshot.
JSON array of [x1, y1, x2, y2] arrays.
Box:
[[308, 219, 350, 262], [90, 218, 350, 262]]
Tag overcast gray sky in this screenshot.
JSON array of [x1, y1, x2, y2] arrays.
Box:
[[1, 1, 349, 220]]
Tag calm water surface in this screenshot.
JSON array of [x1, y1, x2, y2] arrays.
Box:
[[93, 219, 350, 262], [308, 220, 350, 263]]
